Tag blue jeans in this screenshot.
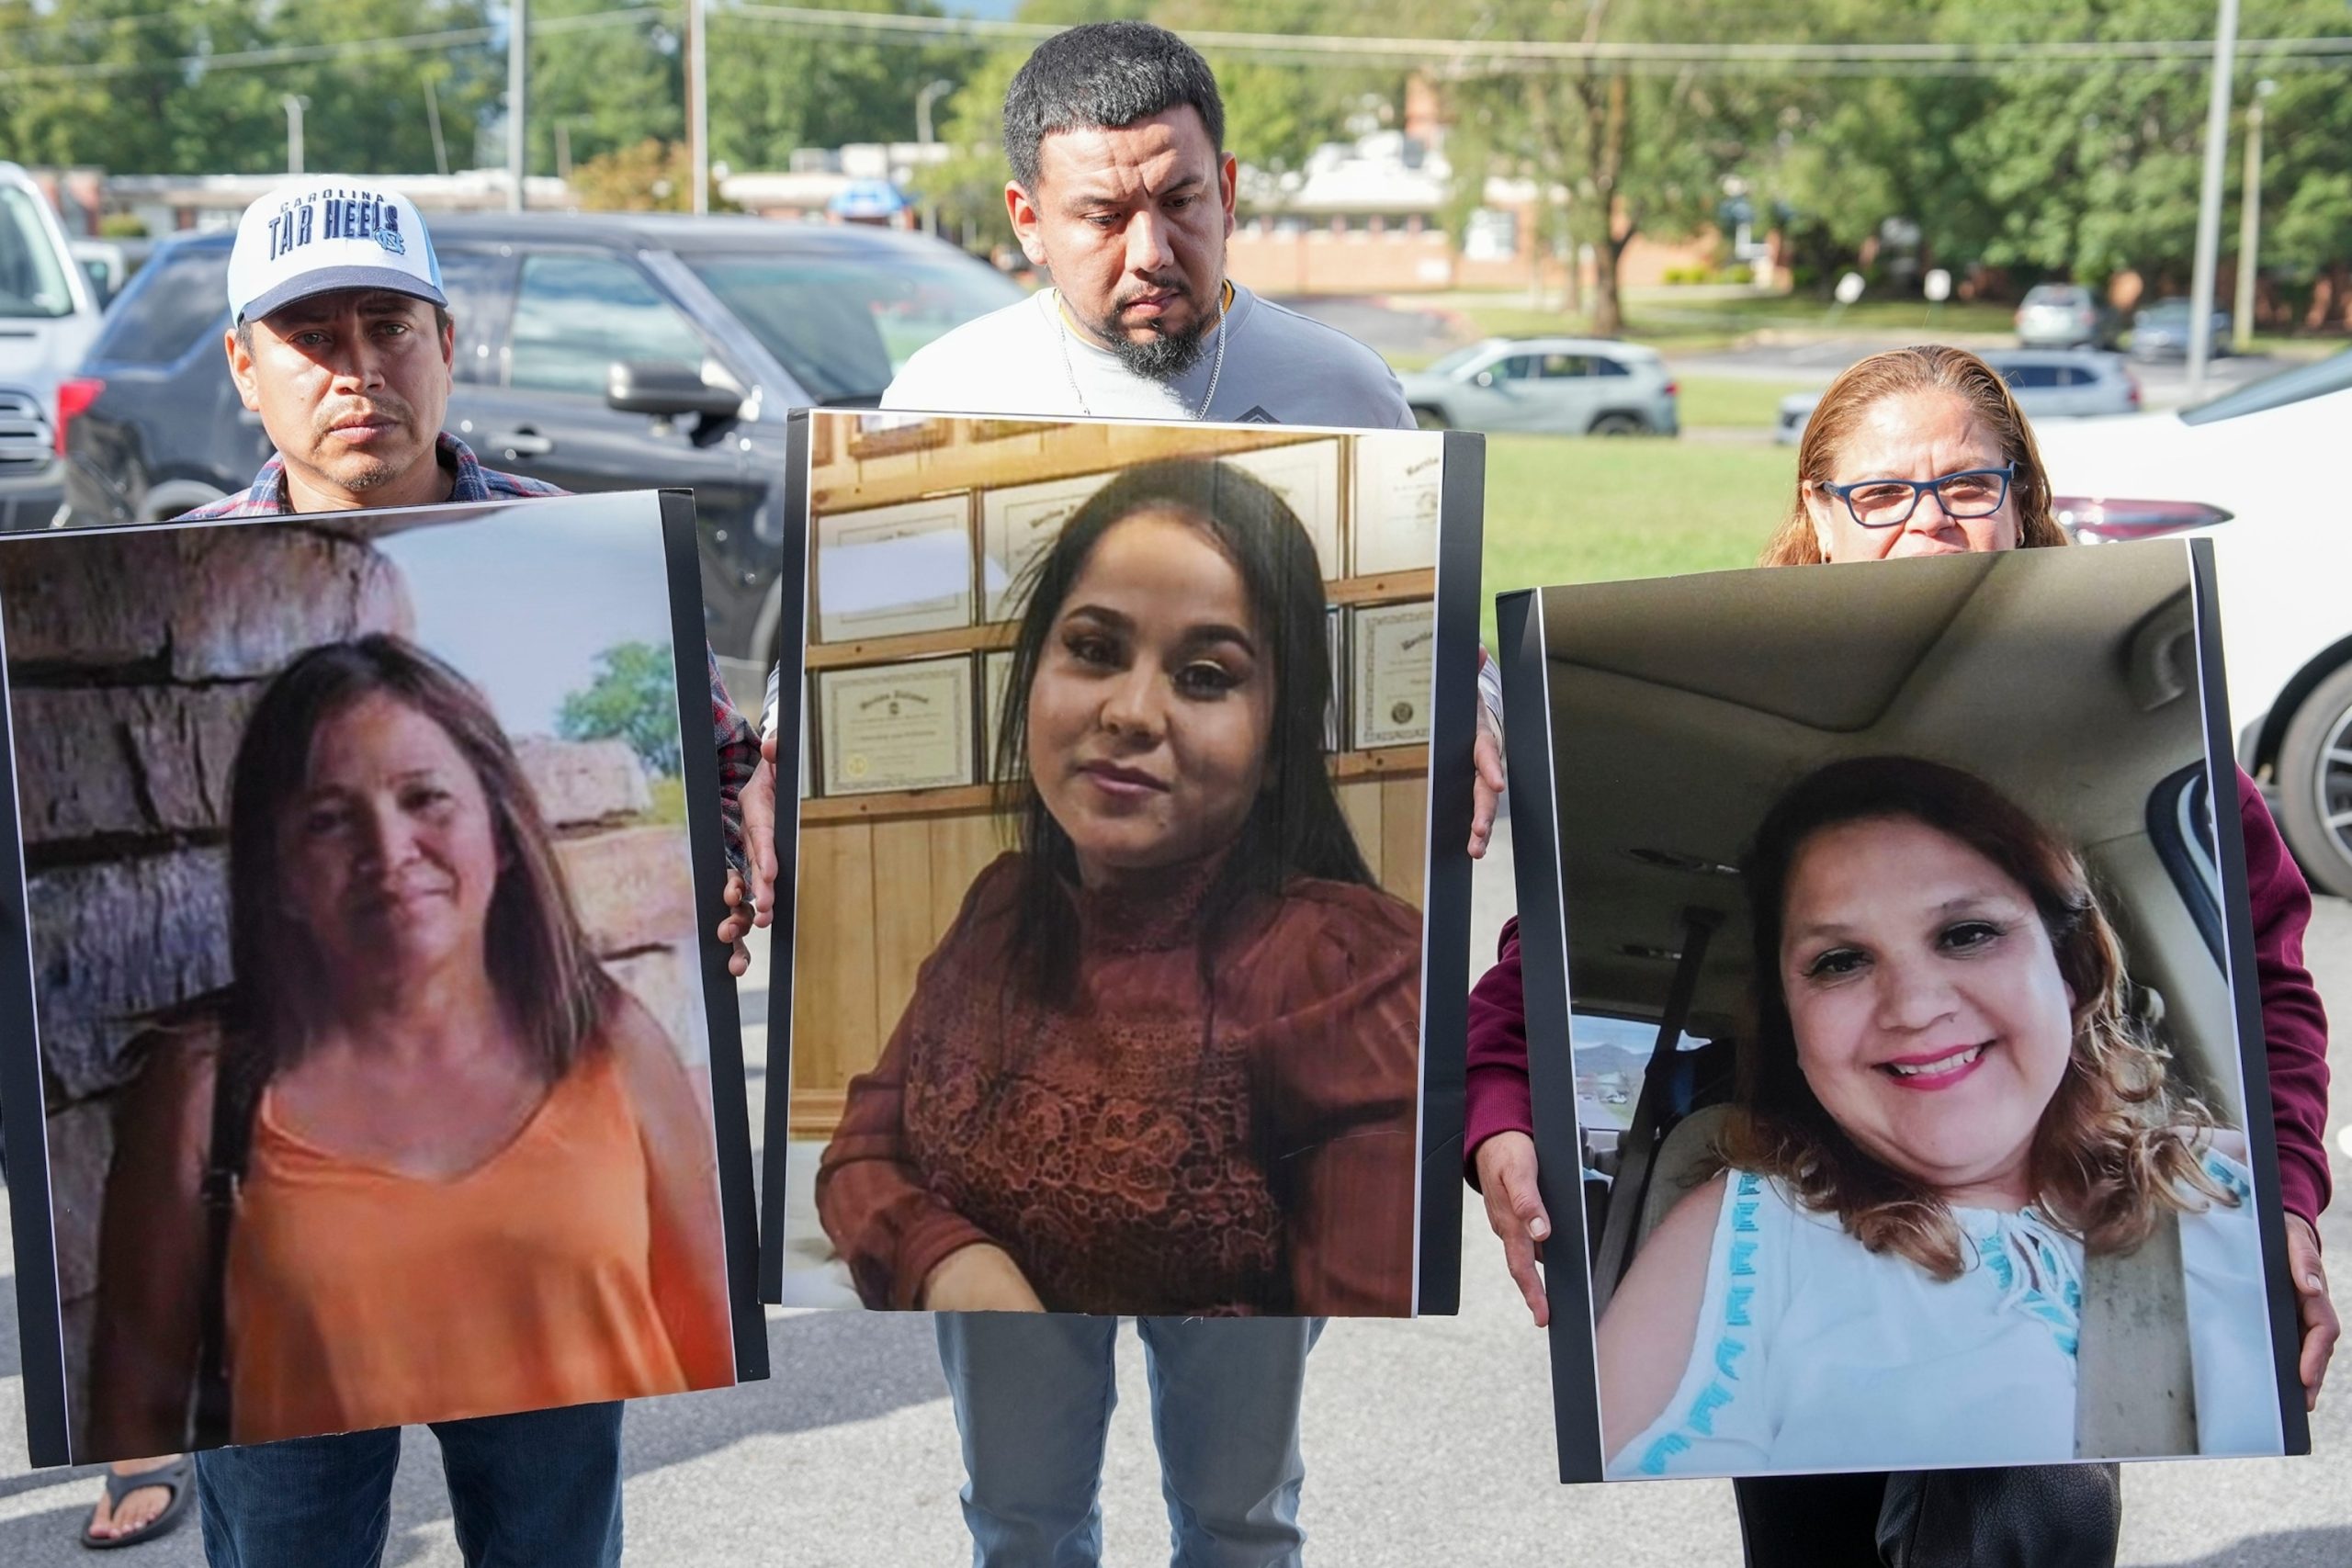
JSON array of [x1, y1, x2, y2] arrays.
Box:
[[193, 1402, 624, 1568], [935, 1313, 1325, 1568]]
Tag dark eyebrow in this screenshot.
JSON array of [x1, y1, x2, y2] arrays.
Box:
[[1061, 604, 1258, 659], [1065, 173, 1207, 209], [1176, 623, 1256, 659], [1787, 890, 2020, 945]]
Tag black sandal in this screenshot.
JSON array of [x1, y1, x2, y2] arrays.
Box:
[[80, 1456, 196, 1551]]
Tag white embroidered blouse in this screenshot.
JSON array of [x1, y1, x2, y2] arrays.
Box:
[[1608, 1153, 2283, 1478]]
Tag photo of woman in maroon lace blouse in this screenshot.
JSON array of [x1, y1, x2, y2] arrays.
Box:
[[815, 457, 1423, 1317]]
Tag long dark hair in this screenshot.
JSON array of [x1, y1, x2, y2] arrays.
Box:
[[1723, 755, 2227, 1277], [223, 634, 614, 1090], [991, 456, 1372, 1006]]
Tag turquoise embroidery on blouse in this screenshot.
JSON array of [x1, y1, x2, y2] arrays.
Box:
[[1973, 1210, 2083, 1359], [1638, 1173, 1768, 1477]]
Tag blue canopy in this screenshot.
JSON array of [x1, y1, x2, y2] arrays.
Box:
[[829, 179, 910, 219]]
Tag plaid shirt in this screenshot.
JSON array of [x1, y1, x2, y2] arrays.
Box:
[[181, 434, 761, 870]]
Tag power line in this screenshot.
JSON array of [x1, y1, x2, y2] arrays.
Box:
[[0, 6, 649, 84], [720, 4, 2352, 72]]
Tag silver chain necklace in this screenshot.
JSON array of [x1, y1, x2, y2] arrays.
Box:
[[1055, 284, 1227, 422]]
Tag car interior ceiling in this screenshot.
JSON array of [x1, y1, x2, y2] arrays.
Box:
[[1538, 547, 2233, 1288]]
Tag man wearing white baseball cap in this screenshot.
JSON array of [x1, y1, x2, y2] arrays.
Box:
[[129, 176, 777, 1567]]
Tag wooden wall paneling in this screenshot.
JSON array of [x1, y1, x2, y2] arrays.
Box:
[[790, 820, 877, 1100], [1338, 775, 1385, 886], [1380, 775, 1430, 911], [929, 811, 1009, 939], [869, 819, 939, 1060]]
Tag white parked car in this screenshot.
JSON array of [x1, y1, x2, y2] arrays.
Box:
[[0, 162, 103, 530], [1396, 337, 1679, 436], [1778, 349, 2142, 445], [2032, 350, 2352, 892]]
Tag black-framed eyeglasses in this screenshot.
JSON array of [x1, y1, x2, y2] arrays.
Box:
[[1818, 462, 2016, 529]]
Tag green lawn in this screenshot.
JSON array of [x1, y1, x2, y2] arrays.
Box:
[[1670, 374, 1815, 431], [1417, 290, 2021, 357], [1476, 434, 1796, 648]]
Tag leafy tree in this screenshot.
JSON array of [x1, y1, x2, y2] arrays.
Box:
[[568, 136, 736, 210], [558, 640, 683, 777], [1436, 0, 1782, 335]]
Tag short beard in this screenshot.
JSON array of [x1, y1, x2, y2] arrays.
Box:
[[1073, 284, 1217, 383], [1103, 314, 1210, 382]]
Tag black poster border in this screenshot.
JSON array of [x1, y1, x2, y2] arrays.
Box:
[[1498, 586, 1607, 1481], [2189, 536, 2312, 1456], [1415, 427, 1487, 1314], [661, 489, 772, 1384], [758, 412, 811, 1303], [0, 594, 70, 1464]]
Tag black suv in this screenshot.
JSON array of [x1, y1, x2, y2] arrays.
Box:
[[59, 212, 1026, 682]]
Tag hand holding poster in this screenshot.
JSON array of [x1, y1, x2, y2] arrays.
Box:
[[1498, 541, 2308, 1482]]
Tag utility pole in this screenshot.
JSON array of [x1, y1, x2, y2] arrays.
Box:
[[280, 95, 307, 175], [424, 78, 451, 178], [2186, 0, 2240, 399], [507, 0, 528, 212], [2234, 79, 2274, 355], [915, 77, 954, 236], [686, 0, 708, 214]]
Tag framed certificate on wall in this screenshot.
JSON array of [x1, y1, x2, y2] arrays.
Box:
[[981, 471, 1115, 623], [815, 656, 978, 796], [813, 496, 975, 644], [1225, 440, 1343, 580], [1351, 601, 1436, 749], [1351, 437, 1445, 575], [982, 649, 1015, 781]]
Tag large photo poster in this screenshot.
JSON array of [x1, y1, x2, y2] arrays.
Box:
[[1498, 540, 2308, 1482], [0, 491, 766, 1466], [762, 412, 1486, 1318]]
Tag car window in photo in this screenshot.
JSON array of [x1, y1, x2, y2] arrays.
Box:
[[88, 244, 232, 365], [2147, 763, 2224, 964], [681, 251, 1023, 406], [509, 253, 707, 397], [2179, 346, 2352, 427]]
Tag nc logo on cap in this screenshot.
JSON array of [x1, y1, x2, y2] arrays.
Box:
[[228, 175, 447, 324]]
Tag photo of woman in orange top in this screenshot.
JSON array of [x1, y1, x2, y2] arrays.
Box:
[[86, 634, 733, 1451], [815, 457, 1424, 1318]]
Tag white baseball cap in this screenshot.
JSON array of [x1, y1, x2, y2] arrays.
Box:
[[226, 176, 447, 325]]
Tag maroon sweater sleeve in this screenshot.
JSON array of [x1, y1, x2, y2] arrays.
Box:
[[2236, 769, 2333, 1227], [1461, 776, 2334, 1228], [1463, 916, 1532, 1188]]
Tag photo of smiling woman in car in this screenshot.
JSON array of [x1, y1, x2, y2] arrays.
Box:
[[814, 457, 1423, 1318], [1597, 755, 2278, 1479]]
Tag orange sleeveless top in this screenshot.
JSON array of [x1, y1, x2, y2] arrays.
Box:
[[225, 1046, 688, 1443]]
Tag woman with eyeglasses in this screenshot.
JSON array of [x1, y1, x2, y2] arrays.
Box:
[[1464, 346, 2335, 1566]]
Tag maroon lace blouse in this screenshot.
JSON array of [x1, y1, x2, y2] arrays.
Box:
[[815, 851, 1422, 1316]]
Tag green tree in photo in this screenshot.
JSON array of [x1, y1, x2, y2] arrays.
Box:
[[558, 640, 682, 778]]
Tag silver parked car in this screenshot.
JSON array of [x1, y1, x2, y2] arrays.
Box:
[[2015, 282, 2121, 349], [1396, 337, 1679, 435], [1777, 348, 2142, 445], [2129, 297, 2233, 361]]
